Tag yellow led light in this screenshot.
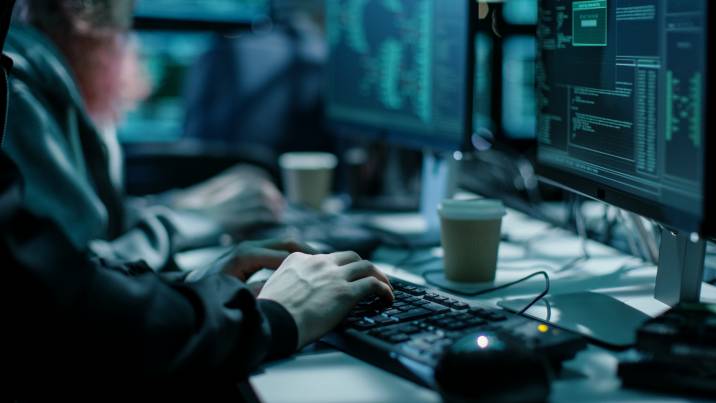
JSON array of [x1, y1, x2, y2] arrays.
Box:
[[537, 324, 550, 333]]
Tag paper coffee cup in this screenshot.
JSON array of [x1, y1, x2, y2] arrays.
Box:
[[279, 152, 338, 209], [438, 199, 506, 283]]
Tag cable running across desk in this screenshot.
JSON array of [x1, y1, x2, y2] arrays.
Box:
[[421, 269, 550, 315]]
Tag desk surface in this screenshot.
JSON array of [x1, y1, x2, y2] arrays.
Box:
[[249, 209, 716, 403]]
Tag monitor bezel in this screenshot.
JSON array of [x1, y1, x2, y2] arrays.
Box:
[[326, 0, 478, 153], [536, 1, 714, 237]]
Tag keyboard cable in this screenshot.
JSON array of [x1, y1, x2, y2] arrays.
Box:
[[421, 269, 551, 315]]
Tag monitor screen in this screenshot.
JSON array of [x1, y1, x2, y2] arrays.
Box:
[[474, 33, 494, 133], [502, 35, 536, 139], [504, 0, 538, 25], [119, 32, 213, 143], [537, 0, 709, 231], [134, 0, 269, 23], [325, 0, 474, 151]]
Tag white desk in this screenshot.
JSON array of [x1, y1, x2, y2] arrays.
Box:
[[249, 209, 716, 403]]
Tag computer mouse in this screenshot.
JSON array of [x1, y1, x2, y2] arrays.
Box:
[[434, 331, 551, 403]]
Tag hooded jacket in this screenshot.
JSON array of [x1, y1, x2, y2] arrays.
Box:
[[1, 18, 297, 401], [2, 23, 225, 271]]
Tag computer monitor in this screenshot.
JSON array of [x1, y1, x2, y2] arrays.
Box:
[[474, 33, 494, 134], [501, 35, 536, 140], [325, 0, 477, 152], [118, 31, 213, 143], [536, 0, 714, 305], [134, 0, 269, 27], [503, 0, 538, 25]]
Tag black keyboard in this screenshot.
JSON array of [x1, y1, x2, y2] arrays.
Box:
[[322, 277, 586, 387]]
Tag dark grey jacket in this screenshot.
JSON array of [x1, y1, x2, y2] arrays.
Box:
[[3, 24, 225, 271], [1, 18, 296, 401]]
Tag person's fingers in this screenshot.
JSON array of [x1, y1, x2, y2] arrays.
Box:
[[245, 248, 291, 270], [223, 248, 291, 279], [342, 260, 392, 290], [330, 251, 362, 266], [351, 277, 394, 303]]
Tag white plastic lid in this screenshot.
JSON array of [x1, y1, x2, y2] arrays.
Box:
[[438, 198, 506, 220], [279, 152, 338, 170]]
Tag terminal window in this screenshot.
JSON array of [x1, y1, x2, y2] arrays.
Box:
[[572, 0, 608, 46]]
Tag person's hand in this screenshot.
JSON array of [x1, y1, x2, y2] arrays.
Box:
[[172, 164, 285, 231], [258, 251, 394, 349], [220, 239, 316, 282]]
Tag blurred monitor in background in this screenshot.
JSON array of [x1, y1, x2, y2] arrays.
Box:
[[501, 35, 536, 140], [134, 0, 269, 23], [118, 32, 213, 143], [474, 33, 494, 134], [473, 0, 537, 146], [181, 0, 332, 155], [503, 0, 537, 25]]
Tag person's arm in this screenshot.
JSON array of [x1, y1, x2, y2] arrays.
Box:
[[5, 238, 297, 395]]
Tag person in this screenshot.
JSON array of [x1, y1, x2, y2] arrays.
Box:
[[3, 0, 285, 273], [184, 0, 332, 156], [1, 5, 394, 398]]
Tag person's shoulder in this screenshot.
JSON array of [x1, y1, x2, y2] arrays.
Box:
[[5, 24, 81, 105]]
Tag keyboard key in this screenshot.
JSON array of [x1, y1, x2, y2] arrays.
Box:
[[396, 305, 415, 312], [384, 309, 402, 316], [352, 320, 376, 330], [470, 308, 492, 318], [397, 325, 421, 334], [393, 291, 410, 300], [413, 299, 430, 306], [423, 303, 450, 314], [387, 334, 411, 344], [402, 286, 427, 296], [486, 313, 508, 322], [393, 308, 432, 322], [455, 313, 473, 321], [433, 319, 452, 328], [444, 321, 470, 331], [466, 317, 487, 327], [450, 302, 470, 310], [367, 315, 397, 325]]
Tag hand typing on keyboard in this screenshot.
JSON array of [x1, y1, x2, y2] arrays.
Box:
[[341, 280, 508, 349], [259, 251, 393, 349]]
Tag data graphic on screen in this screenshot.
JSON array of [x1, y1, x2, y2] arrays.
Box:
[[474, 33, 494, 132], [537, 0, 707, 217], [502, 35, 537, 139], [134, 0, 269, 22], [326, 0, 471, 149]]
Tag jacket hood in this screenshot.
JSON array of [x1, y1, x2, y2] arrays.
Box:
[[5, 24, 86, 111]]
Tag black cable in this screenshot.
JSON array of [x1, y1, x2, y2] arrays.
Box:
[[421, 269, 550, 315]]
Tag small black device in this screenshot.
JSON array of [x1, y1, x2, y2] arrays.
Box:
[[618, 303, 716, 398], [434, 331, 551, 403], [322, 278, 586, 389]]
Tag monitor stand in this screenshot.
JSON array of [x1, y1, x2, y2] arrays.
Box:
[[654, 228, 706, 305], [499, 227, 706, 349], [372, 151, 459, 248]]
